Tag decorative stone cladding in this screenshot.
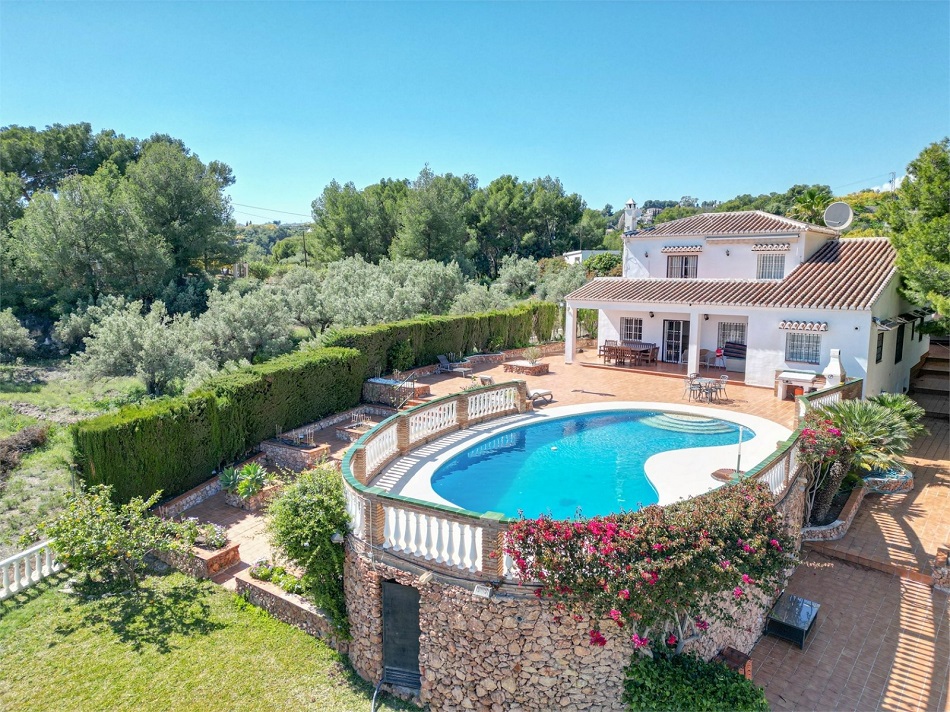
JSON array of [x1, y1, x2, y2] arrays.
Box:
[[344, 547, 778, 712], [802, 485, 867, 542], [863, 469, 914, 494], [235, 570, 350, 654], [154, 542, 240, 579], [933, 546, 950, 593], [260, 440, 331, 472], [362, 381, 431, 406], [154, 453, 266, 519], [223, 483, 281, 512]]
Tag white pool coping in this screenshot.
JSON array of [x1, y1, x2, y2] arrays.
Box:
[[371, 402, 792, 516]]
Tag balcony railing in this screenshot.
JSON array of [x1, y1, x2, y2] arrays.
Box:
[[1, 541, 63, 601]]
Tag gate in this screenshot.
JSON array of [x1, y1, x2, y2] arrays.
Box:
[[381, 580, 421, 689]]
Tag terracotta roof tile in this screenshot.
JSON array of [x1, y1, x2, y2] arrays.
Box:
[[567, 238, 895, 311], [630, 210, 838, 238]]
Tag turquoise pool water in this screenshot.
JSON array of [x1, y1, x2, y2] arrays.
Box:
[[430, 410, 750, 519]]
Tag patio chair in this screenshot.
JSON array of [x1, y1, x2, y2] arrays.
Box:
[[436, 354, 473, 377], [648, 346, 658, 364], [528, 388, 553, 404], [683, 376, 703, 401], [715, 375, 729, 400]]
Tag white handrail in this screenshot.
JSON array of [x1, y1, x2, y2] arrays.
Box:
[[409, 401, 457, 443], [467, 387, 517, 420], [382, 505, 482, 573], [344, 487, 365, 538], [364, 422, 399, 475], [0, 541, 63, 601]]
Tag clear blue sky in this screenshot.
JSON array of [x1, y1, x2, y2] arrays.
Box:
[[2, 1, 948, 224]]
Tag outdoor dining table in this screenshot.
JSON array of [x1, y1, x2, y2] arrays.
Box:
[[604, 343, 653, 366], [694, 377, 721, 403]]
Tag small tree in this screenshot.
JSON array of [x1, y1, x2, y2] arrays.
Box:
[[267, 467, 350, 635], [0, 309, 34, 361], [43, 485, 193, 588]]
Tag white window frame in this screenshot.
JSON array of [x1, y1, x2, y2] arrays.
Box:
[[717, 322, 747, 348], [756, 253, 785, 280], [785, 333, 821, 364], [620, 317, 643, 342], [666, 255, 698, 279]]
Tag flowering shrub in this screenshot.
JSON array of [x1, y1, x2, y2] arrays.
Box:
[[504, 481, 793, 656], [797, 410, 850, 524]]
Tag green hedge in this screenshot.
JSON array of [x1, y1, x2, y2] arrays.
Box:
[[321, 302, 559, 379], [73, 302, 560, 503], [73, 347, 365, 503]]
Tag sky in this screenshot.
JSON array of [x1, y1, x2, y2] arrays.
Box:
[[2, 1, 948, 224]]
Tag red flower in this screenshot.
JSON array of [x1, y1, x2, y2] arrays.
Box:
[[589, 630, 607, 646], [666, 633, 678, 647]]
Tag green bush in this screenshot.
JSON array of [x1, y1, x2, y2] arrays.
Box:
[[267, 467, 350, 635], [73, 347, 365, 503], [321, 303, 556, 379], [624, 652, 769, 711]]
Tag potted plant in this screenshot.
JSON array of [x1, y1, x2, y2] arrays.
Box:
[[523, 346, 542, 365]]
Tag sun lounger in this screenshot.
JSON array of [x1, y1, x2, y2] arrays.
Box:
[[528, 388, 553, 403], [436, 354, 472, 377]]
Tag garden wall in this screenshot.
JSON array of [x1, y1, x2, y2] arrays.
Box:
[[344, 549, 776, 712]]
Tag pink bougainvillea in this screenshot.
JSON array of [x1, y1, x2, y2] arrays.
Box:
[[503, 480, 794, 656]]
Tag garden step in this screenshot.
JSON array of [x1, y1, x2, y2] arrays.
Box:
[[641, 413, 735, 435], [910, 374, 949, 395]]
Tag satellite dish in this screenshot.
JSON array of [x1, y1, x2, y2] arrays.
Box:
[[823, 201, 854, 230]]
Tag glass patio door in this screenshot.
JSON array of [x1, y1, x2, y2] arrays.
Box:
[[662, 320, 690, 363]]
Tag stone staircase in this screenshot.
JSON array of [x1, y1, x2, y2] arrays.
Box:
[[910, 343, 949, 419], [641, 412, 735, 434]]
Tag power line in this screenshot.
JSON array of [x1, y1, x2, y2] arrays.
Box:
[[233, 209, 278, 222], [231, 202, 311, 218], [831, 173, 893, 192]]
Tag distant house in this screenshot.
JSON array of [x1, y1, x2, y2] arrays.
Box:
[[563, 209, 930, 397], [562, 249, 621, 266]]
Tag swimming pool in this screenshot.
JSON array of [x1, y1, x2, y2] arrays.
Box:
[[430, 410, 751, 519]]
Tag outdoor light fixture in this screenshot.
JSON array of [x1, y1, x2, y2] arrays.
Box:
[[649, 312, 655, 318], [330, 531, 346, 544], [644, 251, 649, 258], [704, 314, 709, 321], [726, 249, 730, 256], [418, 571, 434, 585]]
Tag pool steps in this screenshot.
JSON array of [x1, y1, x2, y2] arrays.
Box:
[[640, 413, 735, 435]]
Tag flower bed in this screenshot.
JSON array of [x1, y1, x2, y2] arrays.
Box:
[[223, 483, 280, 512], [155, 541, 240, 579], [802, 485, 866, 542]]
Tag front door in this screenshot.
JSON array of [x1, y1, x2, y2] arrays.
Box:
[[381, 580, 421, 690], [662, 320, 690, 363]]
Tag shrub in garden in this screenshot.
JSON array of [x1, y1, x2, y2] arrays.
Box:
[[867, 392, 927, 439], [801, 402, 914, 524], [249, 560, 305, 595], [43, 484, 194, 588], [267, 467, 350, 635], [219, 462, 272, 499], [623, 652, 769, 711], [504, 481, 793, 656]]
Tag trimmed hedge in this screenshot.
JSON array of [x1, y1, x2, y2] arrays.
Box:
[[321, 301, 559, 379], [73, 302, 560, 503], [73, 347, 365, 503]]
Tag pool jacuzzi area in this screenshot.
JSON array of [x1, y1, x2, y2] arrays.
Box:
[[376, 402, 792, 519]]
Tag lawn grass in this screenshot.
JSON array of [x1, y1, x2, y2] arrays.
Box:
[[0, 572, 418, 712]]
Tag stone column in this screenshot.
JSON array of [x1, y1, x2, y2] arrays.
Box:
[[456, 393, 469, 428], [479, 512, 507, 579], [351, 448, 367, 485], [396, 416, 410, 455], [564, 303, 576, 364], [371, 500, 385, 546]]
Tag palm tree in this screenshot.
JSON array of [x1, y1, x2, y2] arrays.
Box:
[[810, 400, 913, 523], [786, 187, 834, 225], [867, 392, 928, 439]]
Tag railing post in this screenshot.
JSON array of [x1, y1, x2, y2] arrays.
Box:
[[515, 381, 528, 413], [457, 393, 469, 429], [396, 416, 410, 455], [479, 512, 506, 579], [351, 448, 368, 485], [371, 499, 386, 546]]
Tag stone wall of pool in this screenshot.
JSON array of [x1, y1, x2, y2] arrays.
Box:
[[343, 471, 808, 711]]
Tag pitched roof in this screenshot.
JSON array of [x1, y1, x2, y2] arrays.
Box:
[[566, 237, 896, 311], [629, 210, 839, 238]]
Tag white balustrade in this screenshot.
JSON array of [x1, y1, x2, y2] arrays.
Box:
[[364, 423, 399, 475], [409, 401, 458, 443], [344, 487, 365, 538], [467, 387, 517, 421], [758, 457, 788, 497], [1, 541, 63, 601], [382, 505, 483, 573]]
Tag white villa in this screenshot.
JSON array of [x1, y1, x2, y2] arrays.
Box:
[[563, 203, 930, 398]]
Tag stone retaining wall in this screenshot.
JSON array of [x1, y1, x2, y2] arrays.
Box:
[[155, 542, 240, 579], [235, 570, 349, 654], [344, 547, 777, 712], [802, 485, 866, 542], [260, 440, 331, 472]]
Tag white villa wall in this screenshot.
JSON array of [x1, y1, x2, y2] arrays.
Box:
[[865, 278, 930, 396]]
